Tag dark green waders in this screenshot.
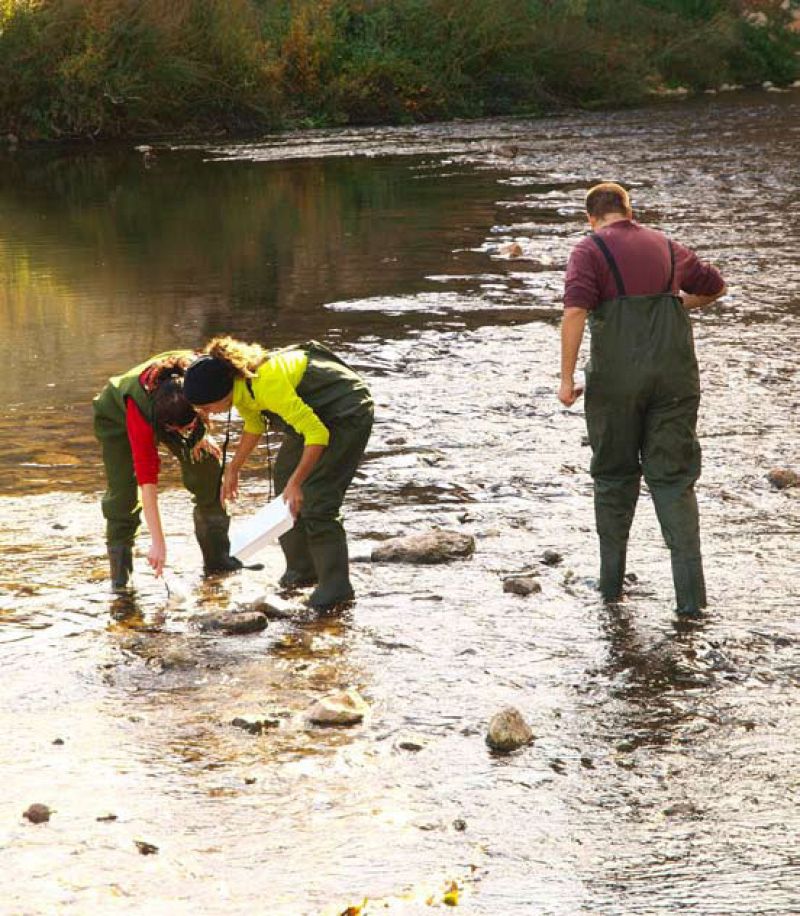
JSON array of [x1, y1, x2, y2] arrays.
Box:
[[584, 236, 706, 615], [267, 343, 373, 610], [93, 408, 240, 591]]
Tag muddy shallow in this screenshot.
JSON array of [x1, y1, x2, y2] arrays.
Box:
[[0, 90, 798, 914]]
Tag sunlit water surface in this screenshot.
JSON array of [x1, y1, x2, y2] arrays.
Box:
[[0, 91, 798, 914]]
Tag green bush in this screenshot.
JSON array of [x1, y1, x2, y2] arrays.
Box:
[[0, 0, 798, 140]]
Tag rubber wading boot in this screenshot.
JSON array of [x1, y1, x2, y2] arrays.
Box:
[[307, 528, 354, 610], [598, 546, 627, 603], [108, 543, 133, 592], [278, 523, 318, 590], [193, 509, 243, 575], [672, 556, 707, 617]]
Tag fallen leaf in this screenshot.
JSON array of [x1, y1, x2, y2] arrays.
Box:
[[443, 881, 459, 906]]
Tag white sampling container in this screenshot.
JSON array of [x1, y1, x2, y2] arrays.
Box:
[[229, 494, 295, 561]]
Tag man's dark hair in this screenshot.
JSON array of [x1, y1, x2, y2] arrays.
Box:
[[585, 182, 631, 219]]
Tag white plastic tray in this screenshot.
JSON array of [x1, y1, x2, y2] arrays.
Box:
[[229, 495, 295, 561]]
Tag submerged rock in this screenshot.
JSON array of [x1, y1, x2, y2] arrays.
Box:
[[663, 801, 699, 818], [231, 715, 281, 735], [371, 530, 475, 564], [192, 611, 268, 635], [23, 803, 51, 824], [245, 595, 296, 620], [503, 576, 541, 596], [307, 688, 369, 726], [767, 467, 798, 490], [486, 707, 534, 753], [159, 646, 199, 670]]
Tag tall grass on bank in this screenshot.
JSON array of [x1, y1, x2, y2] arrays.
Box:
[[1, 0, 798, 140]]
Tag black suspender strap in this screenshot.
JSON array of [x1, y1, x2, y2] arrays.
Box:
[[590, 233, 626, 297], [665, 240, 675, 294], [218, 405, 232, 492]]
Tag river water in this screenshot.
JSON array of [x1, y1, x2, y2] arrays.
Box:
[[0, 90, 798, 915]]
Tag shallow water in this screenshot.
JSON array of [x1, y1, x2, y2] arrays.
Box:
[[0, 90, 798, 914]]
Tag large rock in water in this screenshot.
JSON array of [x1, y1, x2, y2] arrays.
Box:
[[371, 530, 475, 564], [486, 707, 534, 753], [192, 611, 267, 635], [307, 689, 369, 726]]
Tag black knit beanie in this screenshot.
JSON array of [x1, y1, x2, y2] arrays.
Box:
[[183, 356, 235, 405]]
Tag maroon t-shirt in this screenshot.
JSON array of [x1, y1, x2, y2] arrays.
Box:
[[563, 219, 724, 310]]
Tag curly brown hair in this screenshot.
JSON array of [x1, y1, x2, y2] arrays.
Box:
[[204, 336, 268, 378]]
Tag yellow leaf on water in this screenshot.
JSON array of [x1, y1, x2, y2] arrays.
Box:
[[443, 881, 459, 906]]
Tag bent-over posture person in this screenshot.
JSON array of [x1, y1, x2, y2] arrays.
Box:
[[183, 337, 373, 610], [559, 182, 726, 616], [93, 351, 243, 591]]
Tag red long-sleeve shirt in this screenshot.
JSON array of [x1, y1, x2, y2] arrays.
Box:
[[564, 220, 724, 310], [125, 397, 160, 485]]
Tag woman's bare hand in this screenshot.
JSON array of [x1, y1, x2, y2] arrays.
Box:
[[191, 435, 222, 463]]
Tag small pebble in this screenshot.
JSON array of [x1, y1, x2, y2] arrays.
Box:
[[663, 801, 699, 818], [23, 804, 51, 824], [397, 736, 426, 752], [231, 716, 280, 735], [503, 576, 541, 596], [486, 707, 534, 753], [767, 467, 798, 490], [135, 840, 159, 855]]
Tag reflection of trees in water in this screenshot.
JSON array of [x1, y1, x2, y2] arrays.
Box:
[[0, 148, 491, 327], [0, 145, 497, 415]]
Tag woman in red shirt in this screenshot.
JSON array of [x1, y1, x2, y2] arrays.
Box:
[[93, 351, 241, 592]]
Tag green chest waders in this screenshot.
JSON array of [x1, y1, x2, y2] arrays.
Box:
[[93, 353, 240, 590], [584, 236, 706, 615], [253, 342, 373, 609]]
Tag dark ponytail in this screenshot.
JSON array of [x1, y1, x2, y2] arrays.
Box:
[[152, 374, 197, 434]]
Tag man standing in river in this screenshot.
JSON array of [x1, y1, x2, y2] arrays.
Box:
[[558, 182, 726, 616]]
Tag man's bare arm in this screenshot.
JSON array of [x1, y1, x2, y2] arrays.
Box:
[[559, 306, 588, 407]]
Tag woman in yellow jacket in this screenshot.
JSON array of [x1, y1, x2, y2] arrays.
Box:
[[184, 336, 373, 610]]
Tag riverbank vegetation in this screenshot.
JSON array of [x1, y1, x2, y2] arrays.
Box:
[[1, 0, 798, 140]]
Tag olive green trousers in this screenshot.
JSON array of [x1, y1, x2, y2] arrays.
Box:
[[94, 413, 223, 547], [585, 293, 706, 614], [270, 346, 373, 607]]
